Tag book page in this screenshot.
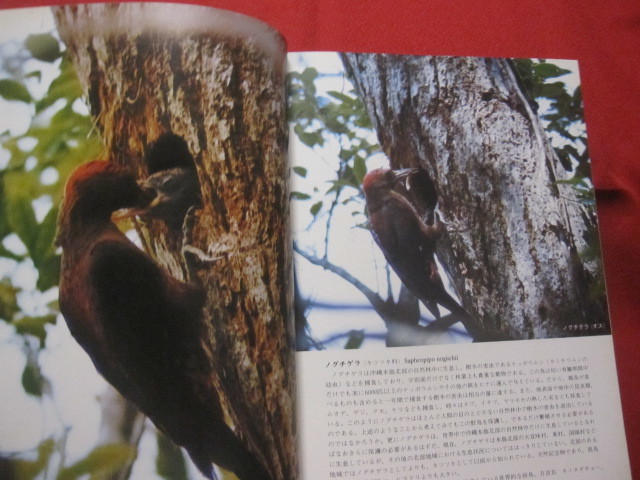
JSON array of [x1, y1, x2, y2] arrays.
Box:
[[0, 4, 293, 480], [290, 52, 631, 479]]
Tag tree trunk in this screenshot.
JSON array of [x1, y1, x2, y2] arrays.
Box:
[[342, 53, 608, 340], [54, 4, 295, 479]]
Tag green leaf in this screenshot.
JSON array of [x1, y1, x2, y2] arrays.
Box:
[[533, 62, 571, 80], [338, 147, 355, 161], [572, 86, 582, 105], [220, 470, 240, 480], [0, 172, 12, 238], [0, 79, 32, 103], [5, 438, 55, 480], [36, 56, 83, 113], [25, 70, 43, 81], [58, 444, 137, 480], [0, 278, 20, 322], [537, 82, 567, 100], [300, 67, 319, 84], [156, 433, 188, 480], [5, 184, 39, 256], [21, 359, 46, 397], [35, 254, 61, 292], [31, 205, 62, 291], [293, 166, 308, 178], [37, 201, 58, 240], [14, 314, 56, 348], [344, 330, 365, 349], [293, 124, 324, 147], [25, 34, 62, 63], [290, 191, 311, 201], [326, 90, 354, 103], [310, 201, 322, 217], [353, 155, 367, 185]]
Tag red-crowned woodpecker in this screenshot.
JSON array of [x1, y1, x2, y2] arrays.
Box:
[[56, 160, 272, 480], [363, 167, 484, 340]]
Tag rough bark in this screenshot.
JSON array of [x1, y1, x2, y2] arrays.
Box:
[[54, 4, 295, 479], [342, 53, 608, 340]]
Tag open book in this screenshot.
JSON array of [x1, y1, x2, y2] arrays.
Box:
[[0, 3, 631, 479]]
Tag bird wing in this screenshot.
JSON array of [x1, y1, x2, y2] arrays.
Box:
[[86, 237, 168, 399], [375, 194, 435, 283], [88, 236, 210, 417], [89, 237, 166, 318], [372, 193, 463, 319], [89, 235, 205, 350]]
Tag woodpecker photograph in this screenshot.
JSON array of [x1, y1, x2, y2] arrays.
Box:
[[289, 52, 610, 351], [0, 5, 613, 479], [0, 4, 294, 480]]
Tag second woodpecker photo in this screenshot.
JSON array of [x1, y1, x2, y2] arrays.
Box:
[[290, 52, 609, 350]]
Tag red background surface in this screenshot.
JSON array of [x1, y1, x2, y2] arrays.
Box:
[[3, 0, 639, 476]]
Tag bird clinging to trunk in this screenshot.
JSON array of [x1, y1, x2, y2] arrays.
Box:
[[56, 160, 272, 480], [362, 167, 486, 341]]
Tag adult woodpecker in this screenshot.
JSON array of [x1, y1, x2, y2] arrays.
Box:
[[56, 160, 272, 480], [362, 167, 484, 340]]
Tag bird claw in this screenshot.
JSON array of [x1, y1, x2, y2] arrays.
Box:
[[182, 244, 227, 283], [431, 208, 469, 233], [181, 205, 200, 242], [182, 244, 226, 263]]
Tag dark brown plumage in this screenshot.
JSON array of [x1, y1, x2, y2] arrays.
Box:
[[56, 160, 271, 480], [363, 167, 483, 340]]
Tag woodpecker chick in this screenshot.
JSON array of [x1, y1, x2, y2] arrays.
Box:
[[141, 165, 201, 230], [141, 133, 202, 231], [363, 167, 483, 340], [56, 161, 272, 480]]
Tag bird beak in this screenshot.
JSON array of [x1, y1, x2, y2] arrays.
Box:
[[394, 167, 417, 178], [392, 167, 418, 183], [111, 207, 145, 222], [111, 187, 158, 222]]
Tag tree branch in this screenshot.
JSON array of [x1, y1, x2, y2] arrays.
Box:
[[294, 241, 391, 319]]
